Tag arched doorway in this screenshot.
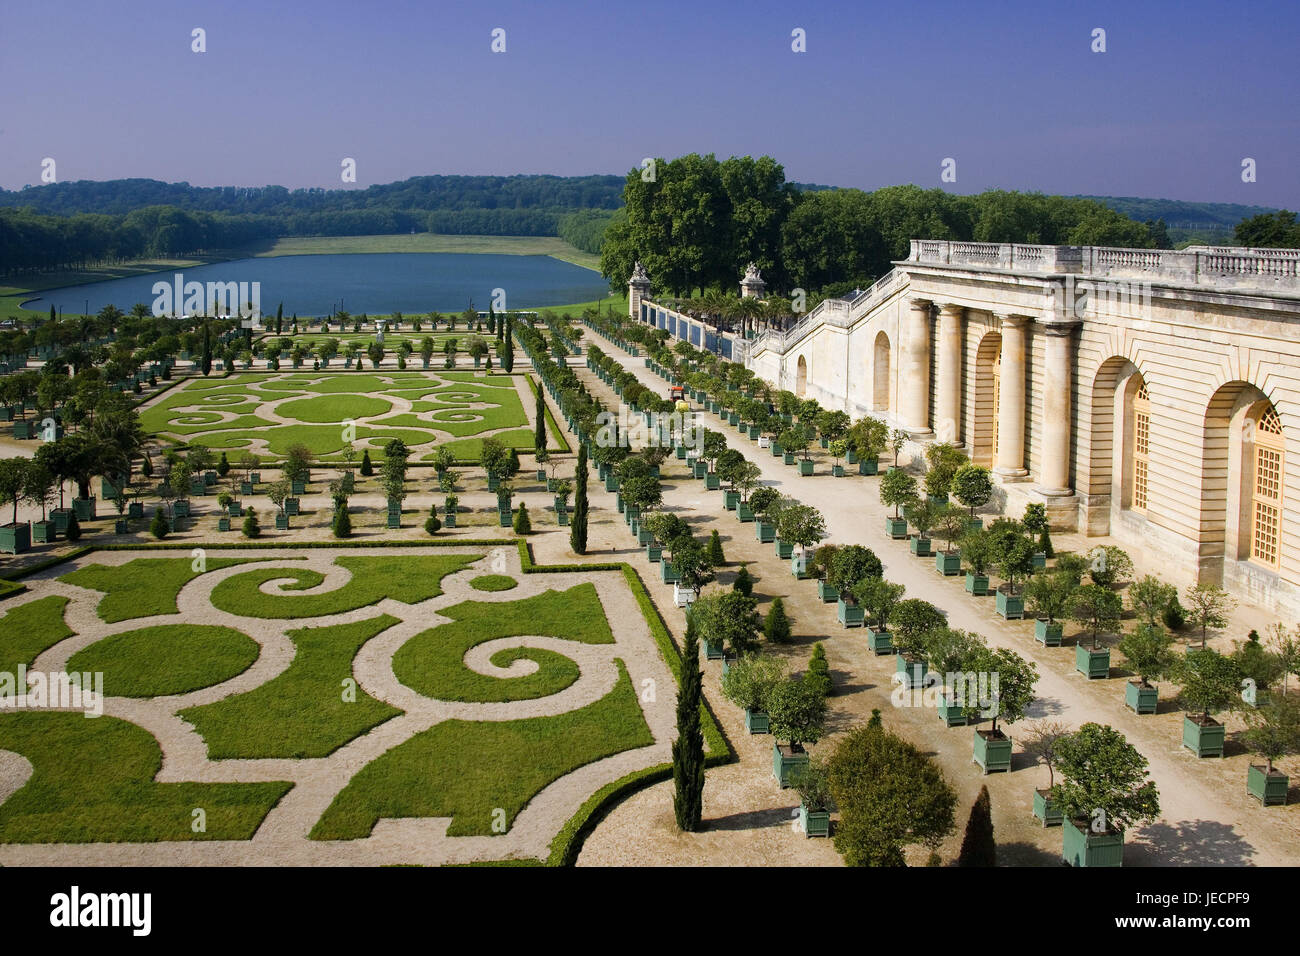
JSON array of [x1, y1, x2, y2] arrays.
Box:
[[971, 332, 1001, 467], [1199, 381, 1285, 583], [796, 354, 808, 397], [1082, 356, 1143, 535], [872, 331, 890, 412]]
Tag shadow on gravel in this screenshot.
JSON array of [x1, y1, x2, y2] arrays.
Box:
[[1126, 820, 1257, 866]]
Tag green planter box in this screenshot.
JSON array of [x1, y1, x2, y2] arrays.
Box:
[[704, 473, 720, 490], [816, 579, 838, 602], [737, 502, 754, 522], [638, 528, 654, 546], [774, 538, 793, 560], [702, 637, 723, 660], [935, 550, 960, 575], [723, 490, 740, 510], [1035, 618, 1064, 646], [1183, 715, 1225, 758], [553, 497, 568, 513], [557, 510, 569, 526], [1247, 764, 1289, 806], [748, 425, 762, 440], [189, 479, 206, 497], [30, 520, 56, 544], [831, 464, 845, 478], [797, 459, 814, 476], [745, 708, 770, 734], [1126, 680, 1159, 714], [936, 692, 969, 727], [0, 523, 31, 554], [995, 589, 1024, 619], [444, 513, 456, 528], [51, 508, 73, 532], [172, 500, 190, 518], [285, 498, 301, 516], [498, 510, 512, 527], [488, 475, 501, 492], [885, 516, 909, 539], [895, 654, 928, 689], [973, 729, 1012, 774], [845, 448, 858, 465], [218, 517, 231, 532], [675, 445, 687, 460], [11, 420, 32, 440], [1063, 817, 1124, 867], [773, 743, 809, 788], [965, 572, 990, 596], [771, 443, 784, 458], [858, 457, 879, 476], [250, 472, 261, 484], [909, 535, 932, 557], [868, 627, 894, 655], [114, 518, 130, 534], [837, 598, 865, 628], [227, 502, 243, 517], [799, 803, 831, 838], [605, 475, 620, 492], [73, 497, 96, 520], [693, 461, 708, 479], [791, 553, 811, 579], [727, 412, 739, 426], [783, 453, 796, 465], [755, 520, 775, 543], [1032, 551, 1047, 571], [1075, 643, 1110, 679], [661, 561, 679, 584], [646, 543, 662, 562], [1033, 789, 1063, 827], [275, 514, 289, 530], [387, 513, 401, 529]]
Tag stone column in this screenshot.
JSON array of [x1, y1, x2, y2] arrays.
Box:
[[934, 302, 965, 445], [627, 261, 651, 320], [994, 313, 1028, 478], [1037, 321, 1078, 496], [901, 297, 933, 437]]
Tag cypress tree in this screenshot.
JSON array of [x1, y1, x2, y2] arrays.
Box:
[[764, 596, 792, 643], [503, 314, 514, 372], [201, 321, 212, 376], [673, 614, 706, 831], [533, 382, 547, 455], [957, 785, 996, 867], [360, 450, 373, 476], [332, 506, 352, 538], [488, 305, 496, 336], [733, 564, 753, 597], [805, 642, 832, 697], [570, 443, 589, 554], [513, 501, 531, 534], [150, 507, 168, 539]]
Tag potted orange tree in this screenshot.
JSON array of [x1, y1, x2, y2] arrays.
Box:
[[768, 675, 828, 787], [854, 577, 905, 655], [880, 468, 916, 540], [1117, 623, 1175, 714], [1242, 694, 1300, 806], [1174, 647, 1241, 758], [1025, 568, 1076, 647], [968, 644, 1038, 774], [1054, 723, 1160, 867]]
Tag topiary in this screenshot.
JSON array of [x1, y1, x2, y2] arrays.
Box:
[[805, 642, 832, 697], [765, 596, 792, 644], [733, 565, 754, 597], [707, 529, 726, 566], [332, 506, 352, 538], [424, 514, 441, 536], [217, 452, 230, 477], [1163, 597, 1186, 631], [360, 450, 374, 476], [149, 508, 168, 539], [242, 506, 261, 538], [64, 511, 82, 542], [512, 501, 531, 534]]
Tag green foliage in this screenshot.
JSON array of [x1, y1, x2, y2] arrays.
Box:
[[764, 596, 792, 643], [68, 624, 258, 698], [879, 468, 917, 517], [360, 449, 373, 476], [733, 564, 754, 597], [707, 529, 726, 567], [1118, 623, 1176, 684], [332, 505, 352, 538], [1241, 695, 1300, 772], [242, 505, 260, 538], [804, 643, 832, 698], [1129, 575, 1178, 627], [853, 577, 906, 630], [791, 757, 833, 814], [64, 511, 81, 542], [1051, 723, 1160, 832], [766, 676, 828, 748], [888, 599, 947, 656], [1067, 583, 1124, 646], [149, 507, 168, 539], [673, 615, 706, 832], [721, 653, 787, 711], [951, 464, 993, 516], [828, 544, 882, 592], [966, 645, 1039, 731], [1085, 545, 1133, 588], [1184, 582, 1236, 648], [692, 589, 762, 656], [956, 785, 996, 868], [827, 722, 957, 867], [1174, 648, 1243, 718], [570, 444, 589, 554], [512, 502, 531, 535], [1024, 570, 1076, 625], [774, 503, 826, 550]]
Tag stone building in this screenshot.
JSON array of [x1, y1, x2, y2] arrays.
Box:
[[633, 242, 1300, 618]]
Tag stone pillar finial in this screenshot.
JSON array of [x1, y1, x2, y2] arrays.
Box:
[[740, 262, 766, 299], [628, 261, 651, 320]]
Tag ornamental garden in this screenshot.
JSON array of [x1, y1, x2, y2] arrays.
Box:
[[0, 302, 1297, 867]]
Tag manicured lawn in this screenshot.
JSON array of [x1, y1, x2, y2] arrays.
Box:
[[310, 660, 652, 839], [0, 712, 292, 843], [469, 574, 517, 592], [393, 583, 613, 703], [274, 394, 394, 423], [180, 615, 403, 759], [60, 557, 271, 623], [0, 596, 74, 673], [208, 554, 480, 619], [67, 624, 260, 698]]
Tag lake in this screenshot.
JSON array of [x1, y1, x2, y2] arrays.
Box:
[[22, 252, 613, 317]]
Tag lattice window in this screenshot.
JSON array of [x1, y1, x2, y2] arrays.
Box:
[[1132, 382, 1150, 514], [1251, 406, 1284, 568]]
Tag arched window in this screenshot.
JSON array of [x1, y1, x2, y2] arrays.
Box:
[[1251, 406, 1284, 568], [1132, 382, 1150, 514]]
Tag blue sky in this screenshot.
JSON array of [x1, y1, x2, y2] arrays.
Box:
[[2, 0, 1297, 207]]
